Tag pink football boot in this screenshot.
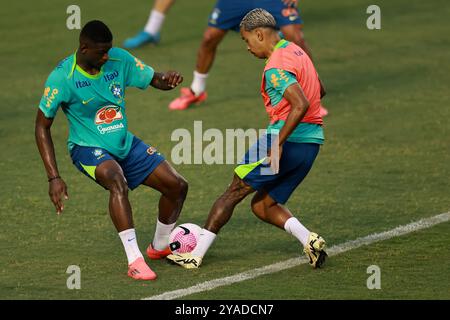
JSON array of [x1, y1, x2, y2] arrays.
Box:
[[169, 87, 207, 110], [146, 243, 172, 260], [127, 257, 157, 280]]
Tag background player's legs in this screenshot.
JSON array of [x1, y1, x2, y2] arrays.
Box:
[[154, 0, 175, 15], [123, 0, 176, 49], [142, 160, 188, 250], [191, 27, 227, 96], [169, 27, 227, 110], [145, 0, 175, 36], [192, 27, 228, 95], [196, 27, 228, 75], [280, 24, 313, 60], [251, 190, 310, 246]]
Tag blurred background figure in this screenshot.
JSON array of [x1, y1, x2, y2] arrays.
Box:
[[122, 1, 323, 113], [167, 0, 316, 111], [123, 0, 176, 49]]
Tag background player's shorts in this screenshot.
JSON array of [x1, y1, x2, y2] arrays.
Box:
[[235, 134, 319, 204], [208, 0, 303, 31], [70, 136, 165, 190]]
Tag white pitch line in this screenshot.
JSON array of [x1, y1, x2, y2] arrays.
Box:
[[143, 212, 450, 300]]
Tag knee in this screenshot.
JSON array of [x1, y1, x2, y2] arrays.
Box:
[[251, 197, 266, 218], [201, 29, 221, 50], [176, 176, 189, 199], [167, 175, 189, 200], [108, 172, 128, 196]]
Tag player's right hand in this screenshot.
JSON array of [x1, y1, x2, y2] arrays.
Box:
[[49, 178, 69, 215], [266, 144, 282, 175], [162, 71, 183, 89], [282, 0, 298, 7]]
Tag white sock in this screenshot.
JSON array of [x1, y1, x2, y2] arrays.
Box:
[[144, 10, 165, 36], [284, 217, 310, 247], [190, 71, 208, 96], [118, 228, 143, 265], [152, 220, 176, 250], [191, 228, 216, 258]]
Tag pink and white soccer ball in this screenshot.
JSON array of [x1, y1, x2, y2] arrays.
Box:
[[169, 223, 202, 254]]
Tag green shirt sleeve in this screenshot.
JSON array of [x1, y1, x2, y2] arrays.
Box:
[[264, 68, 298, 106], [38, 69, 70, 118], [118, 48, 155, 90]]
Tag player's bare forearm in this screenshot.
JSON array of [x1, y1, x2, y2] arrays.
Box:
[[35, 110, 69, 214], [35, 110, 60, 179], [150, 71, 183, 90], [278, 83, 310, 146]]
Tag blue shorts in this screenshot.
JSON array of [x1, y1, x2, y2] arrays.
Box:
[[70, 136, 165, 190], [208, 0, 303, 31], [235, 135, 319, 204]]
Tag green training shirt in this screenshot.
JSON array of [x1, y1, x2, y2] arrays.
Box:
[[38, 47, 154, 159]]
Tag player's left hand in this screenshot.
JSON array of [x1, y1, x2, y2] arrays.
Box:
[[162, 71, 183, 89]]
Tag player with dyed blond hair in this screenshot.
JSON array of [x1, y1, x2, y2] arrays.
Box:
[[168, 9, 327, 269]]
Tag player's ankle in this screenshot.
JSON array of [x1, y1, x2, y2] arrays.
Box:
[[191, 71, 208, 96]]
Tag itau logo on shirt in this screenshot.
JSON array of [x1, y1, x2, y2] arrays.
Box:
[[95, 105, 123, 125]]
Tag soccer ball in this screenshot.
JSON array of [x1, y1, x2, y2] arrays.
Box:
[[169, 223, 201, 254]]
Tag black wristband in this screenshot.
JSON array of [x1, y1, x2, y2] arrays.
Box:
[[48, 176, 61, 182]]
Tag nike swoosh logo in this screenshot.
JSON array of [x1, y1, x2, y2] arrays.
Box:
[[82, 97, 95, 105], [128, 238, 135, 242], [179, 226, 190, 235]]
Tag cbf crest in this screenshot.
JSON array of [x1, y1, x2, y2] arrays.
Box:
[[109, 81, 123, 103]]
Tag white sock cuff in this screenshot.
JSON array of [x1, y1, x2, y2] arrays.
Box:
[[190, 71, 208, 96], [284, 217, 310, 246], [144, 10, 166, 35], [192, 228, 217, 258], [152, 220, 176, 250], [193, 70, 208, 79], [284, 217, 297, 233], [156, 219, 176, 232], [151, 9, 165, 19], [118, 228, 136, 237], [200, 228, 216, 238], [118, 228, 143, 264]]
